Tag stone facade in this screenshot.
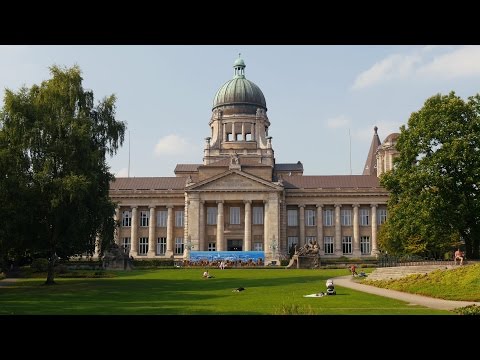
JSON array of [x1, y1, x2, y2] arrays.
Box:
[[108, 57, 397, 264]]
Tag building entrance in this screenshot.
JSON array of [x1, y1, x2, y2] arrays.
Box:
[[227, 239, 243, 251]]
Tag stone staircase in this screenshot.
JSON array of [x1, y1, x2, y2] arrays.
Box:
[[367, 264, 456, 281]]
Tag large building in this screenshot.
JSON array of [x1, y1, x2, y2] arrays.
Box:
[[109, 57, 398, 264]]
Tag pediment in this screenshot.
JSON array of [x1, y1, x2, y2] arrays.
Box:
[[187, 171, 282, 191]]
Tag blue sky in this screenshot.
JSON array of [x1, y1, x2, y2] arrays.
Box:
[[1, 45, 480, 177]]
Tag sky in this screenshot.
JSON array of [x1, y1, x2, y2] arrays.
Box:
[[1, 45, 480, 178]]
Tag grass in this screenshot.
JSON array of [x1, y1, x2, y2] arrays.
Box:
[[363, 263, 480, 301], [0, 269, 451, 315]]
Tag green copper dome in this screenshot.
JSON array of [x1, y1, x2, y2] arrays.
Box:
[[212, 57, 267, 111]]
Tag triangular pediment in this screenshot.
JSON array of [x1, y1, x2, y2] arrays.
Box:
[[187, 170, 282, 192]]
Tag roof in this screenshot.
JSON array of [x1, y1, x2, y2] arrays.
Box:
[[275, 162, 304, 172], [213, 58, 266, 110], [110, 177, 186, 190], [282, 175, 381, 189], [363, 126, 381, 176], [175, 164, 201, 172], [384, 132, 400, 144]]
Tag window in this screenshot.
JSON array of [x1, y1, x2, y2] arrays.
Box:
[[157, 237, 166, 255], [377, 209, 387, 225], [175, 237, 184, 255], [342, 236, 352, 254], [324, 236, 334, 254], [341, 209, 352, 226], [305, 209, 316, 226], [253, 206, 264, 225], [360, 209, 370, 226], [140, 211, 149, 227], [306, 236, 316, 245], [287, 209, 298, 226], [230, 207, 240, 224], [139, 237, 149, 255], [122, 211, 131, 227], [253, 242, 263, 251], [157, 210, 167, 227], [324, 209, 333, 226], [122, 237, 131, 253], [287, 237, 298, 252], [361, 236, 371, 255], [208, 242, 216, 251], [207, 207, 217, 225], [175, 211, 184, 227]]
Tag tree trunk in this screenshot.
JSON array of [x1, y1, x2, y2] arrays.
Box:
[[45, 256, 56, 285], [472, 237, 479, 260]]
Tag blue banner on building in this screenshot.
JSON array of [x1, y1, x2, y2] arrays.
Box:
[[189, 251, 264, 262]]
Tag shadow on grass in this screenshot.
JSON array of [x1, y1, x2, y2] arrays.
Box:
[[0, 269, 451, 315]]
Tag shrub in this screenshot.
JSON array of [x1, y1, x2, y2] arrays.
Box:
[[0, 272, 5, 280], [453, 305, 480, 315], [31, 258, 49, 272], [280, 260, 290, 266], [56, 264, 68, 274]]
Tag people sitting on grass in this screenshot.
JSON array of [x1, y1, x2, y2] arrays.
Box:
[[454, 248, 464, 265], [203, 270, 213, 278]]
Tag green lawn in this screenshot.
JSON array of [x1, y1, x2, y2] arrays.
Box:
[[0, 269, 451, 315], [363, 263, 480, 302]]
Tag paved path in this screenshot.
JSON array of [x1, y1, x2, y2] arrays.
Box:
[[0, 278, 19, 286], [333, 275, 480, 311]]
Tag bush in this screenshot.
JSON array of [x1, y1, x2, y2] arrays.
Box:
[[0, 272, 5, 280], [453, 305, 480, 315], [31, 258, 49, 272], [56, 264, 68, 274], [280, 260, 290, 266], [132, 259, 174, 268]]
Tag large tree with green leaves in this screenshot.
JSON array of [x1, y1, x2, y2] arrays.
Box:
[[0, 65, 126, 283], [379, 92, 480, 259]]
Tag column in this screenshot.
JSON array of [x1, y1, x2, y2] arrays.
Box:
[[244, 200, 252, 251], [298, 205, 305, 247], [316, 204, 324, 255], [263, 200, 269, 252], [334, 204, 342, 255], [371, 204, 378, 256], [222, 122, 226, 142], [130, 206, 138, 257], [232, 122, 236, 141], [353, 204, 360, 256], [199, 201, 205, 251], [216, 201, 224, 251], [166, 205, 174, 257], [148, 206, 156, 257], [251, 122, 255, 140], [241, 123, 245, 141], [114, 207, 120, 246]]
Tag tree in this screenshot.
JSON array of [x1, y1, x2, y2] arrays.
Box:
[[0, 65, 126, 283], [379, 92, 480, 259]]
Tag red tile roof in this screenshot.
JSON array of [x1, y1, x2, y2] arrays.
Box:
[[282, 175, 382, 189], [110, 177, 186, 190]]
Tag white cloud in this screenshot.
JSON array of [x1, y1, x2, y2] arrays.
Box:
[[352, 53, 421, 90], [154, 134, 192, 156], [115, 167, 129, 177], [417, 45, 480, 78], [326, 115, 350, 128], [351, 46, 480, 90]]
